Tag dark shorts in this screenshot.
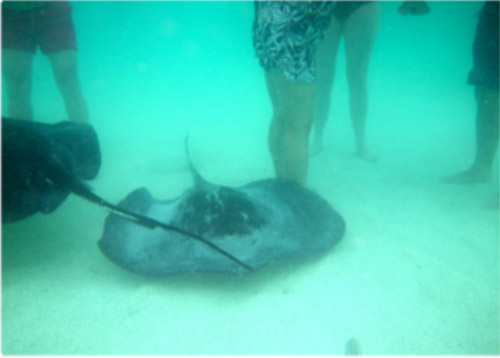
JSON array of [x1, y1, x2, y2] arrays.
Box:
[[253, 1, 336, 83], [1, 1, 77, 55], [467, 1, 499, 90]]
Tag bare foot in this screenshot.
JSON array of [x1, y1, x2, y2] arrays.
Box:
[[485, 193, 499, 210], [355, 147, 378, 162], [345, 337, 361, 355], [443, 167, 491, 183]]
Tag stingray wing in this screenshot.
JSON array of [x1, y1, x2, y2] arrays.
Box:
[[1, 117, 101, 223]]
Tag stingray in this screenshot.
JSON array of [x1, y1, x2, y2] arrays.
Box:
[[2, 117, 101, 223], [98, 142, 346, 276], [2, 118, 345, 275], [1, 117, 249, 271]]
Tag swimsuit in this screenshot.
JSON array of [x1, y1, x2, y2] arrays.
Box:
[[467, 1, 499, 90], [253, 1, 336, 83], [253, 1, 371, 83], [2, 1, 77, 55]]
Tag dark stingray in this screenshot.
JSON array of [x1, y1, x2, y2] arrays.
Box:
[[2, 117, 101, 223], [2, 118, 344, 275], [1, 117, 249, 271], [98, 144, 346, 276]]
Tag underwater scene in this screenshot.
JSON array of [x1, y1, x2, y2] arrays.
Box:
[[1, 0, 499, 355]]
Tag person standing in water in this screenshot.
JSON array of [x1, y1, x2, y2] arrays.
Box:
[[253, 1, 431, 186], [446, 1, 499, 183], [311, 1, 431, 159], [311, 1, 381, 159], [253, 1, 337, 186], [2, 1, 89, 123]]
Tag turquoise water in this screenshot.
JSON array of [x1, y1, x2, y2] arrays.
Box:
[[2, 1, 499, 354]]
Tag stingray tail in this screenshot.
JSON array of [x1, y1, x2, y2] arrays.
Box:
[[45, 160, 252, 272], [184, 133, 209, 187]]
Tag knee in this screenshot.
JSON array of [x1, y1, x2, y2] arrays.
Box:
[[54, 66, 79, 89], [271, 113, 311, 141], [285, 117, 313, 139], [476, 86, 499, 106], [346, 69, 367, 89], [50, 53, 80, 88]]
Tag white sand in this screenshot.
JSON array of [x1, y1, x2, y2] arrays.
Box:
[[2, 1, 499, 355]]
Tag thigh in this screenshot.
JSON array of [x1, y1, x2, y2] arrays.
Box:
[[47, 50, 78, 79], [266, 72, 315, 130], [315, 17, 343, 83], [2, 49, 34, 82], [476, 85, 499, 114], [343, 2, 380, 75]]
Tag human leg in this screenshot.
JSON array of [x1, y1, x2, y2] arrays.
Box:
[[253, 2, 334, 184], [473, 85, 499, 176], [448, 85, 499, 183], [266, 72, 316, 186], [446, 2, 498, 183], [343, 2, 380, 159], [311, 18, 343, 155], [266, 73, 286, 178], [2, 49, 34, 120], [47, 50, 89, 123]]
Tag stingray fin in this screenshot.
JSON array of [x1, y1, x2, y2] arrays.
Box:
[[184, 133, 209, 186]]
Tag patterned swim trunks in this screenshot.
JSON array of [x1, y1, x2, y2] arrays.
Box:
[[252, 1, 336, 83]]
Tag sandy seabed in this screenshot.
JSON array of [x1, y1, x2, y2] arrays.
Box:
[[1, 1, 499, 355], [2, 89, 498, 354]]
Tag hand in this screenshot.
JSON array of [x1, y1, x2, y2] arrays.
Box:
[[398, 1, 430, 15]]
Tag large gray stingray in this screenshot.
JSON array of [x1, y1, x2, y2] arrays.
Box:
[[2, 118, 250, 271], [98, 147, 346, 276]]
